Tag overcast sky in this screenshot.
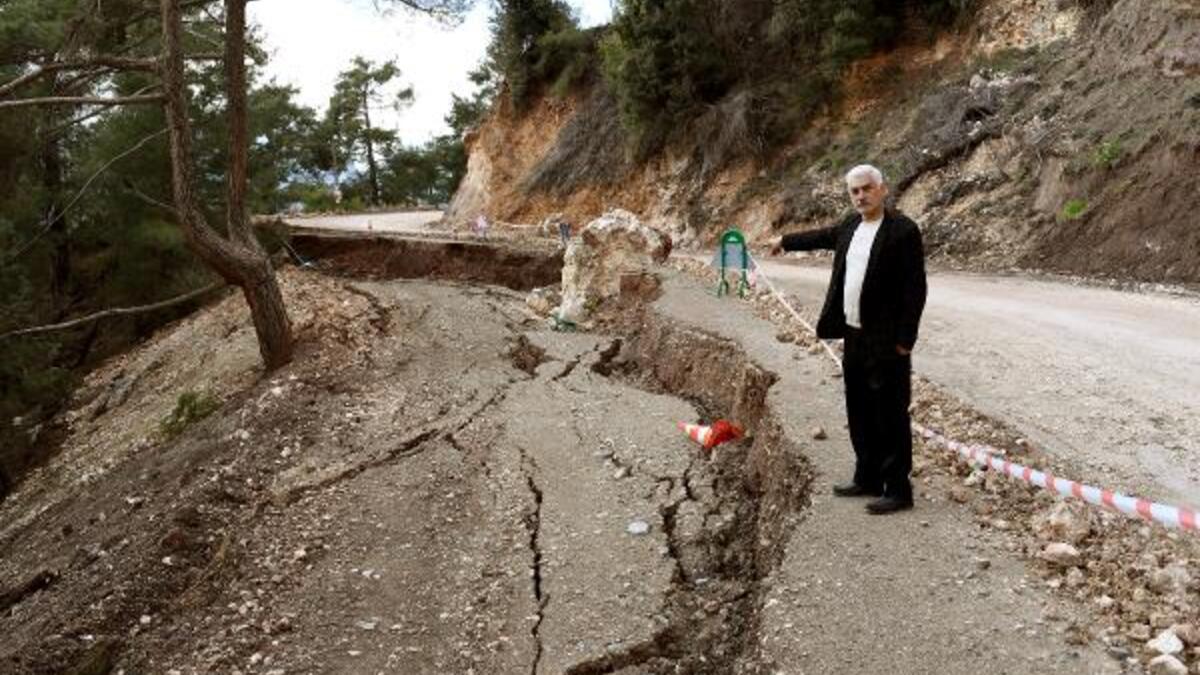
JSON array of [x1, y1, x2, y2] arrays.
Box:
[[248, 0, 614, 146]]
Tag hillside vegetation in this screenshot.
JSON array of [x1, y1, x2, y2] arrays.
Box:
[[449, 0, 1200, 286]]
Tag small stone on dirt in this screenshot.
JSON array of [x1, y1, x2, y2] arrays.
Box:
[[1128, 624, 1153, 641], [626, 520, 651, 536], [810, 426, 827, 440], [1149, 629, 1185, 656], [1148, 655, 1188, 675], [1040, 542, 1081, 567], [1172, 623, 1199, 647]]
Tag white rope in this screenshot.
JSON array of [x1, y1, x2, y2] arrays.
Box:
[[748, 254, 842, 366]]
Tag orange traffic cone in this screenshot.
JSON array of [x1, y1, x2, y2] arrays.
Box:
[[678, 421, 712, 447], [678, 420, 743, 451]]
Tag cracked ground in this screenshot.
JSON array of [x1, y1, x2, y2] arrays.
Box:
[[2, 263, 1145, 675], [0, 272, 798, 674]]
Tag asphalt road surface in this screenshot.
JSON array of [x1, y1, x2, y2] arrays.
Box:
[[754, 256, 1200, 509], [283, 212, 1200, 509]]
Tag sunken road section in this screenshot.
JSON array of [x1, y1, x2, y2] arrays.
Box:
[[289, 231, 563, 292]]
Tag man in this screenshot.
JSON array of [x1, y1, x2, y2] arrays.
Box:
[[769, 164, 927, 515]]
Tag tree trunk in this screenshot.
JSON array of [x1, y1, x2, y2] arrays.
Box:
[[159, 0, 293, 370], [362, 88, 381, 206]]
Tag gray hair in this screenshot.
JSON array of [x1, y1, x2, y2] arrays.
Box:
[[845, 164, 885, 186]]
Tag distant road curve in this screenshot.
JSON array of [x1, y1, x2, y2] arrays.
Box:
[[284, 210, 442, 235], [754, 257, 1200, 509]]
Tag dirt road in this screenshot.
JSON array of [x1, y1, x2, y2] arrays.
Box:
[[286, 210, 442, 235], [753, 257, 1200, 508]]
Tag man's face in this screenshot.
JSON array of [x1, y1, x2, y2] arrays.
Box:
[[846, 175, 888, 218]]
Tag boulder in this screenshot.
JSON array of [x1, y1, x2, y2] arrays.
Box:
[[555, 210, 672, 323]]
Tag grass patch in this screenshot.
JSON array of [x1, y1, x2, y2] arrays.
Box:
[[1060, 198, 1089, 221], [160, 390, 221, 439], [1092, 139, 1122, 169]]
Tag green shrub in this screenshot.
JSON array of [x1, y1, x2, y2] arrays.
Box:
[[160, 390, 221, 439], [600, 0, 733, 154], [489, 0, 576, 109], [1092, 139, 1122, 169], [535, 26, 597, 97], [1060, 198, 1088, 220]]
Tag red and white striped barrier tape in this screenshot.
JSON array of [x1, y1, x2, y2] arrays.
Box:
[[914, 422, 1198, 533], [747, 253, 1199, 534]]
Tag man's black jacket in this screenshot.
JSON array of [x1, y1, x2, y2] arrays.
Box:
[[781, 210, 927, 360]]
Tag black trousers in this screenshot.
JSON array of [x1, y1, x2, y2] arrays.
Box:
[[842, 328, 913, 500]]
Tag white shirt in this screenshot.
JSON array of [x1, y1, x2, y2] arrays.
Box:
[[843, 217, 883, 328]]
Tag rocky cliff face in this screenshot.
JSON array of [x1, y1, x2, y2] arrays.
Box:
[[447, 0, 1200, 285]]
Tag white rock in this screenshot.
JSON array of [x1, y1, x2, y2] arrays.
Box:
[[1148, 629, 1185, 656], [555, 210, 671, 323], [1148, 654, 1188, 675], [1040, 542, 1081, 567], [626, 520, 651, 536]]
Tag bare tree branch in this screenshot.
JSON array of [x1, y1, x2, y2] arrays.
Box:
[[41, 84, 162, 139], [0, 93, 163, 110], [0, 282, 226, 340], [1, 128, 169, 267], [0, 57, 158, 98], [121, 180, 179, 215]]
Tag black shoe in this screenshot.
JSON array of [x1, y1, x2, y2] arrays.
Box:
[[832, 482, 883, 498], [865, 496, 914, 515]]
